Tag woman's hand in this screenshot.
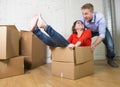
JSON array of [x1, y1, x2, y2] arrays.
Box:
[[67, 44, 75, 49]]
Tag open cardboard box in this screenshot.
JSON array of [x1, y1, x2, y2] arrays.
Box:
[[51, 46, 94, 80]]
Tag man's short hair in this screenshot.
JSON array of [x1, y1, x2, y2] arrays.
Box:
[[81, 3, 94, 12]]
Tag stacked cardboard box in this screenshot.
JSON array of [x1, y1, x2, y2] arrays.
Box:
[[0, 56, 24, 79], [51, 46, 94, 80], [0, 25, 24, 79], [0, 25, 19, 59], [20, 31, 46, 69]]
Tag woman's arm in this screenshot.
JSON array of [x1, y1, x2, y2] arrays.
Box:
[[75, 41, 82, 47]]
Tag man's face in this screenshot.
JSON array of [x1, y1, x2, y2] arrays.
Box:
[[82, 9, 93, 22]]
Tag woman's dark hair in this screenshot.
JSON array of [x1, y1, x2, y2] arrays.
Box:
[[72, 20, 85, 34]]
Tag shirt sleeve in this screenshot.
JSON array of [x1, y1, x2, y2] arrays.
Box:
[[78, 29, 92, 43], [97, 14, 106, 38]]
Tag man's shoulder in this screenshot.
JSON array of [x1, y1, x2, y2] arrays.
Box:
[[80, 16, 84, 22], [95, 12, 104, 19]]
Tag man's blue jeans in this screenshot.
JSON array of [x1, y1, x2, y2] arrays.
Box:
[[92, 28, 115, 59], [33, 25, 69, 47]]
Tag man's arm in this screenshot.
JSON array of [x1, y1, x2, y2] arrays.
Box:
[[91, 13, 106, 50], [91, 36, 104, 50]]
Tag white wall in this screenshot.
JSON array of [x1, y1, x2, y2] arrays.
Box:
[[0, 0, 66, 32], [0, 0, 106, 63]]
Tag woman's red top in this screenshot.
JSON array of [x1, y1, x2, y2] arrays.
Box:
[[68, 29, 92, 46]]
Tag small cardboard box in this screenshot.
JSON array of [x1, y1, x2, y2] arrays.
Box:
[[20, 31, 46, 69], [0, 56, 24, 79], [0, 25, 19, 59], [51, 46, 94, 80]]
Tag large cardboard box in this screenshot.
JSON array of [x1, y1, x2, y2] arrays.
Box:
[[20, 31, 46, 69], [0, 56, 24, 79], [0, 25, 19, 59], [51, 46, 94, 80]]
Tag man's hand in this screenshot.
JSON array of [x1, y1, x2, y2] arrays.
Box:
[[91, 44, 95, 51], [91, 36, 104, 51]]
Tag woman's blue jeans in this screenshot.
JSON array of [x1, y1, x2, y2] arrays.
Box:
[[92, 28, 115, 59], [33, 25, 69, 47]]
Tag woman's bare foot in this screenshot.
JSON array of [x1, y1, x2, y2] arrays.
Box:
[[37, 13, 47, 30], [30, 14, 38, 31]]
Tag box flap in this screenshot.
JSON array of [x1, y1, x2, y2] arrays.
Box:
[[75, 46, 93, 64], [52, 47, 74, 62]]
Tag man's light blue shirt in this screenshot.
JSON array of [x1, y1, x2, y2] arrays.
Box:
[[80, 12, 106, 38]]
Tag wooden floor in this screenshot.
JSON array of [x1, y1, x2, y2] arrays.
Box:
[[0, 59, 120, 87]]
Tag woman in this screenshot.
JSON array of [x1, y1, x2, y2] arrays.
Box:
[[30, 13, 92, 49]]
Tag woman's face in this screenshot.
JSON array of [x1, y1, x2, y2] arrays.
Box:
[[74, 21, 84, 30]]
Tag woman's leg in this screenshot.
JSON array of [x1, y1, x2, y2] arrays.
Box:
[[45, 25, 70, 47], [33, 26, 57, 47], [36, 13, 70, 47], [31, 14, 57, 47]]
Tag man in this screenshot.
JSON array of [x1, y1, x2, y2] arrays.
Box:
[[80, 3, 118, 67]]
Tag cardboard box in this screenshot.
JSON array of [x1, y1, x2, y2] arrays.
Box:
[[0, 25, 19, 59], [0, 56, 24, 79], [52, 46, 93, 64], [51, 46, 94, 80], [52, 60, 94, 80], [20, 31, 46, 69]]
